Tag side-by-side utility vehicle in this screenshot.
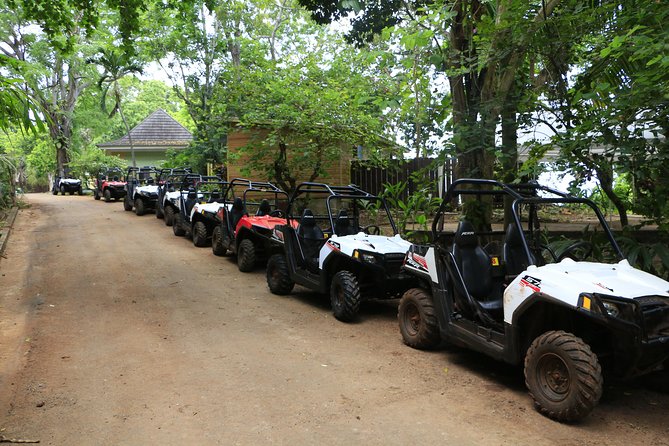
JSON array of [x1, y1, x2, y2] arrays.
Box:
[[212, 178, 289, 272], [398, 178, 669, 422], [266, 182, 416, 322], [124, 166, 159, 216], [184, 179, 228, 247], [93, 167, 126, 202], [171, 175, 222, 239], [155, 167, 192, 220], [52, 175, 82, 195]]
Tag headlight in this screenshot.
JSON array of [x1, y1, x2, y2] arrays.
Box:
[[361, 253, 379, 264], [602, 301, 620, 318], [353, 250, 379, 264]]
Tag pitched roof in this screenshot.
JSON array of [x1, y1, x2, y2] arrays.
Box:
[[98, 109, 193, 147]]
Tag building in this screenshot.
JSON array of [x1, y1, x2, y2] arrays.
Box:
[[98, 109, 192, 167], [226, 121, 359, 188]]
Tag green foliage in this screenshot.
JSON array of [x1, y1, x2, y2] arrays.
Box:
[[617, 235, 669, 280], [543, 0, 669, 228], [12, 0, 153, 55], [545, 226, 669, 280], [381, 180, 441, 237], [0, 76, 45, 134], [67, 146, 126, 182], [162, 147, 206, 174], [588, 176, 633, 217], [0, 153, 16, 208], [89, 46, 144, 167], [25, 135, 56, 180]]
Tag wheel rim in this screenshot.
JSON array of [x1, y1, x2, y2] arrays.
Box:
[[536, 352, 571, 402], [403, 302, 420, 336]]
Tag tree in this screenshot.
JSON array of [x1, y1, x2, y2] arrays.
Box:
[[301, 1, 669, 228], [141, 0, 236, 170], [543, 0, 669, 228], [206, 4, 392, 192], [10, 0, 153, 55], [298, 1, 571, 226], [0, 0, 103, 177], [90, 47, 144, 167]]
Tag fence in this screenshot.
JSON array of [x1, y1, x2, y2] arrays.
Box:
[[350, 157, 455, 202]]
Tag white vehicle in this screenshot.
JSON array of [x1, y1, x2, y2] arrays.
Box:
[[161, 173, 202, 226], [171, 177, 224, 242], [155, 167, 193, 221], [399, 179, 669, 422], [188, 181, 229, 247], [123, 166, 159, 216], [52, 176, 82, 195], [266, 183, 417, 322]]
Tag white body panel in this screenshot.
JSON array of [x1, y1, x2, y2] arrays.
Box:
[[134, 184, 159, 199], [502, 259, 669, 323], [403, 250, 669, 325], [319, 233, 412, 268], [190, 202, 229, 220], [59, 178, 81, 185]]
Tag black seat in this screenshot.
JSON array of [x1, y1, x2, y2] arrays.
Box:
[[229, 197, 246, 233], [185, 188, 198, 215], [503, 224, 535, 276], [334, 210, 356, 236], [297, 209, 324, 271], [451, 220, 503, 320], [256, 199, 271, 216], [209, 191, 221, 203]]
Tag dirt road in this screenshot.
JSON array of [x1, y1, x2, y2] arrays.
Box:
[[0, 193, 667, 445]]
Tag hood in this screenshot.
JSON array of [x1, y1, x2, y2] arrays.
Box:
[[60, 178, 81, 184], [137, 185, 159, 194], [527, 259, 669, 300], [192, 202, 226, 214], [331, 233, 412, 255], [165, 190, 180, 201]]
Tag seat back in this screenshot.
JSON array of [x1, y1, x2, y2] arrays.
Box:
[[297, 209, 324, 265], [256, 199, 271, 216], [334, 210, 356, 236], [451, 220, 504, 320], [185, 188, 198, 215], [503, 224, 534, 276], [452, 221, 494, 300], [209, 191, 221, 203], [228, 197, 246, 232]]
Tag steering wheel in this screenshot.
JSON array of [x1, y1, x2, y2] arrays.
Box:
[[539, 244, 558, 263], [556, 241, 593, 262], [362, 225, 380, 235], [269, 209, 284, 217]]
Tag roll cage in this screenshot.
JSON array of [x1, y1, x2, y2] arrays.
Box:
[[432, 178, 624, 266], [223, 178, 288, 216], [286, 182, 399, 236], [156, 167, 192, 186], [126, 166, 159, 188]]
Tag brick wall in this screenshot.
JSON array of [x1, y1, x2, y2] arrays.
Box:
[[226, 126, 352, 190]]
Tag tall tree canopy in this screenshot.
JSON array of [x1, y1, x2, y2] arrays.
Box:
[[298, 0, 668, 229]]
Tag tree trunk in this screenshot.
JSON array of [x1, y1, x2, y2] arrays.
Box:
[[118, 106, 135, 167], [50, 115, 73, 177], [501, 99, 519, 228], [593, 162, 629, 227]]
